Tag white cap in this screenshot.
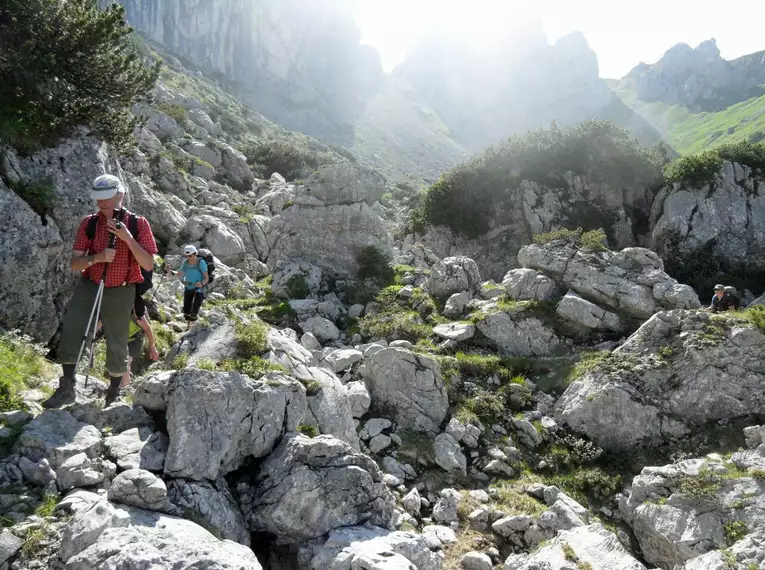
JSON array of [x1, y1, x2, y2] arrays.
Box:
[[183, 245, 198, 256], [90, 174, 125, 200]]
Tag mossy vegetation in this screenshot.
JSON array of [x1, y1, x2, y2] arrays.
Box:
[[358, 286, 433, 342], [6, 177, 56, 219], [533, 228, 609, 253]]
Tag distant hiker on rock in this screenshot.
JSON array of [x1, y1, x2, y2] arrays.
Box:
[[708, 284, 739, 313], [165, 245, 209, 329], [43, 175, 158, 409]]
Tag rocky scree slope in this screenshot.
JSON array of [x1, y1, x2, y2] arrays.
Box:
[[5, 219, 765, 569]]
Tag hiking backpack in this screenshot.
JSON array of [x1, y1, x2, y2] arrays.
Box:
[[724, 286, 742, 309], [197, 248, 216, 283], [85, 212, 154, 294]]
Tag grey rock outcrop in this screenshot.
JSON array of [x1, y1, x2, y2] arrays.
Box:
[[15, 410, 102, 472], [556, 291, 622, 332], [303, 366, 359, 450], [266, 163, 392, 278], [59, 501, 262, 569], [167, 477, 250, 546], [475, 310, 561, 356], [0, 135, 125, 342], [555, 310, 765, 451], [107, 469, 173, 513], [135, 369, 307, 480], [240, 434, 395, 544], [308, 526, 443, 570], [502, 268, 558, 301], [425, 256, 482, 298], [519, 241, 700, 319], [503, 523, 646, 570], [650, 160, 765, 291], [104, 428, 168, 472], [620, 453, 765, 569], [358, 348, 449, 434]]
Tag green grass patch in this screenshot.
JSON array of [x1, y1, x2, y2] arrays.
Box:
[[285, 276, 310, 299], [218, 357, 285, 379], [676, 469, 721, 503], [723, 520, 748, 546], [234, 319, 269, 358], [231, 203, 257, 223], [171, 353, 188, 371], [297, 423, 318, 437], [358, 286, 433, 342], [34, 493, 59, 518], [0, 330, 54, 412], [489, 480, 547, 517]]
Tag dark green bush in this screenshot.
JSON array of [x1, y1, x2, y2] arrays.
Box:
[[665, 141, 765, 187], [415, 121, 664, 238], [241, 140, 319, 181], [356, 246, 394, 286], [286, 276, 311, 299], [0, 0, 160, 152]]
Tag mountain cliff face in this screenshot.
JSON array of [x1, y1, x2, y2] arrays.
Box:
[[393, 30, 663, 150], [618, 39, 765, 112], [104, 0, 384, 145], [107, 1, 664, 182]]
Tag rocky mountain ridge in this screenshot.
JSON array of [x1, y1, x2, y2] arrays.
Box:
[[617, 39, 765, 112]]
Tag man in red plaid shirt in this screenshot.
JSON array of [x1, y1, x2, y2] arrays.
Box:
[[43, 174, 158, 409]]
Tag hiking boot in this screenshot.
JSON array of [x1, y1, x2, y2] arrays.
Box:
[[42, 376, 76, 409], [104, 377, 122, 408]]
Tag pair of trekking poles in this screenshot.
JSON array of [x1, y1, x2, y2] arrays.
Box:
[[75, 211, 120, 389]]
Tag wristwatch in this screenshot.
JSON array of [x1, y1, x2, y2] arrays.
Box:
[[86, 255, 94, 267]]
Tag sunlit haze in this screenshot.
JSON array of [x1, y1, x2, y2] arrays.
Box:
[[354, 0, 765, 78]]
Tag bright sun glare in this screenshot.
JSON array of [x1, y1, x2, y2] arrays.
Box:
[[354, 0, 765, 79]]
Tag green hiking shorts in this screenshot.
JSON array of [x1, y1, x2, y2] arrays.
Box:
[[57, 279, 135, 375]]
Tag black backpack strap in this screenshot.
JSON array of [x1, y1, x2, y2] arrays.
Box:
[[84, 214, 99, 240], [128, 213, 140, 241]]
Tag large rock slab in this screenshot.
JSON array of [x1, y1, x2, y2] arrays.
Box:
[[60, 502, 262, 569], [555, 310, 765, 451], [502, 268, 558, 301], [518, 241, 700, 319], [103, 428, 168, 472], [143, 369, 307, 480], [475, 310, 561, 356], [308, 526, 442, 570], [240, 435, 395, 544], [15, 410, 102, 471], [503, 523, 646, 570], [619, 454, 765, 569], [107, 469, 172, 513], [167, 477, 250, 546], [556, 290, 621, 332], [303, 367, 360, 450], [267, 201, 393, 279], [358, 348, 449, 434], [425, 256, 481, 298]]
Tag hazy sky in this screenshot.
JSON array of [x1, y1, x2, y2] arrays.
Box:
[[354, 0, 765, 78]]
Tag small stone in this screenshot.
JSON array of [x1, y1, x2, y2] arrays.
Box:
[[389, 340, 413, 349], [460, 551, 492, 570], [403, 488, 421, 516], [369, 434, 392, 454], [468, 508, 489, 531], [483, 460, 514, 477], [446, 418, 466, 442], [469, 489, 490, 503], [359, 418, 392, 440], [397, 286, 414, 299], [383, 474, 403, 487]]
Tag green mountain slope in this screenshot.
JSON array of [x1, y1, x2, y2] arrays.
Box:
[[612, 80, 765, 155]]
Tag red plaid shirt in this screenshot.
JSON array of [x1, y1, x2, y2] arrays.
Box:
[[73, 211, 158, 288]]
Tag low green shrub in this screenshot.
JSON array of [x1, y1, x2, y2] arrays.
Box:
[[357, 246, 394, 286], [7, 177, 56, 218], [234, 320, 269, 357], [0, 330, 51, 412]]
